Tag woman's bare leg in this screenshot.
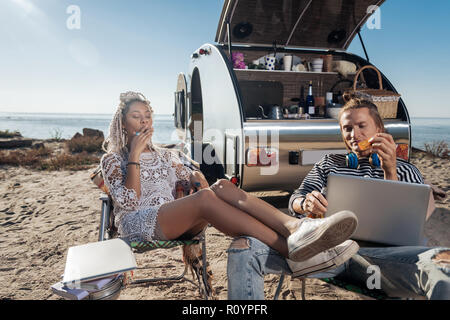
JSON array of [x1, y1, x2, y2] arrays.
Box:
[[177, 219, 208, 240], [156, 189, 289, 257], [210, 179, 300, 238]]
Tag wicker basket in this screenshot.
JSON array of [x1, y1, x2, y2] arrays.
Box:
[[345, 65, 400, 119]]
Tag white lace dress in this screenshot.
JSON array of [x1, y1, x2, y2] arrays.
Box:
[[101, 148, 193, 241]]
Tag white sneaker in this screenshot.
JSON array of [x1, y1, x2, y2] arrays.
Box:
[[287, 210, 358, 262], [286, 240, 359, 278]]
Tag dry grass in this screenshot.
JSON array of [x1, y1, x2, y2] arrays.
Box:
[[0, 135, 104, 171], [38, 152, 100, 171], [424, 140, 449, 159], [0, 146, 52, 167], [0, 146, 100, 171]]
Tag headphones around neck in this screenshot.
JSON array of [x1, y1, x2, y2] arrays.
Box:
[[346, 152, 380, 169]]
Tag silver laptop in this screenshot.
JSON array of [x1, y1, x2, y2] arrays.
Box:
[[325, 174, 431, 246], [62, 239, 137, 287]]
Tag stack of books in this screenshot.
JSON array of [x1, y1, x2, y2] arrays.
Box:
[[50, 239, 137, 300]]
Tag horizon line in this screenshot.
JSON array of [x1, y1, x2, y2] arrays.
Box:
[[0, 111, 174, 116], [0, 111, 449, 119]]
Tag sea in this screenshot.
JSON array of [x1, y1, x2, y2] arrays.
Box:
[[0, 113, 180, 145], [0, 112, 449, 150]]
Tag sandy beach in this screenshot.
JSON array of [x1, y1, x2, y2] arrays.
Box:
[[0, 144, 448, 300]]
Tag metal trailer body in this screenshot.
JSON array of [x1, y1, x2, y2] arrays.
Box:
[[174, 0, 411, 192]]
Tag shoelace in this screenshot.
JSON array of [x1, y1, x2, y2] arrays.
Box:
[[297, 217, 327, 234]]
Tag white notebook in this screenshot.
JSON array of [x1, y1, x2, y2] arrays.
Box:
[[62, 239, 137, 287]]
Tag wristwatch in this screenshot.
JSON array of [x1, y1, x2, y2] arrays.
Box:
[[295, 197, 306, 213], [300, 198, 307, 212]]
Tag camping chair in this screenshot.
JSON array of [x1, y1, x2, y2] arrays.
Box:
[[98, 192, 213, 299], [91, 147, 214, 299]]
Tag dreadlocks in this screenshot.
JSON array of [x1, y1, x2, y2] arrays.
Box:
[[102, 91, 153, 156]]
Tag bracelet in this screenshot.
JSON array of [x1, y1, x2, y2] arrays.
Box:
[[298, 198, 306, 212], [127, 162, 140, 167]]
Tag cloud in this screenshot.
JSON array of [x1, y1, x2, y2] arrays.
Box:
[[10, 0, 45, 18], [5, 0, 54, 40]]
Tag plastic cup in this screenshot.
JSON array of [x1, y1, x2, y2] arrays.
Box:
[[283, 55, 293, 71]]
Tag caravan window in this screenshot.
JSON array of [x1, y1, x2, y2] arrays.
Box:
[[238, 80, 284, 119], [174, 90, 185, 129]]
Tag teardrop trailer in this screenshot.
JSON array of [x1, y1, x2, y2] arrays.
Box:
[[174, 0, 411, 192]]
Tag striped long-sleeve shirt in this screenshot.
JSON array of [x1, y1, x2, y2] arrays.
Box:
[[288, 154, 425, 217]]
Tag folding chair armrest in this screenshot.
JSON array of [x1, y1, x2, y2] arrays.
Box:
[[99, 192, 110, 202], [98, 193, 112, 242]]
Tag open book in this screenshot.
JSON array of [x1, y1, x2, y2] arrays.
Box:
[[62, 239, 136, 288]]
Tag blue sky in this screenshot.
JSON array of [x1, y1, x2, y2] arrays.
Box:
[[0, 0, 449, 117]]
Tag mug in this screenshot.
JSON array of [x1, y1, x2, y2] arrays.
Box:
[[312, 58, 323, 72], [282, 55, 293, 71], [323, 55, 333, 72], [265, 56, 276, 70]]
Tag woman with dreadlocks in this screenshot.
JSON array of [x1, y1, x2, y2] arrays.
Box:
[[101, 91, 358, 262]]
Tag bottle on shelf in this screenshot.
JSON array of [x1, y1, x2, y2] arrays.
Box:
[[333, 90, 343, 104], [298, 85, 306, 114], [306, 81, 315, 116], [325, 92, 333, 118]]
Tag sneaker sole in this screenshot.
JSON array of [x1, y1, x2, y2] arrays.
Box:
[[291, 240, 359, 278], [288, 211, 358, 262]]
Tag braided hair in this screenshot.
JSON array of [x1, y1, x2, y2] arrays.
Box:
[[102, 91, 154, 156]]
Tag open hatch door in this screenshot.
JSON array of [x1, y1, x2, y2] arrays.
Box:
[[216, 0, 385, 50]]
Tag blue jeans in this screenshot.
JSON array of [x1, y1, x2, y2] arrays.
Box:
[[227, 237, 450, 300]]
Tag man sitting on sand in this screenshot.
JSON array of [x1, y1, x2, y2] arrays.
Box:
[[227, 98, 450, 300]]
